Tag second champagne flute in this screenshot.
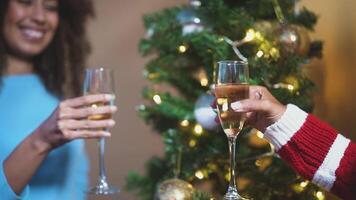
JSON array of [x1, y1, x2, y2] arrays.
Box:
[[214, 60, 249, 200], [83, 67, 120, 195]]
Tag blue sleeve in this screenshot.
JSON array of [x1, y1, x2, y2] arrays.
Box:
[[0, 160, 30, 200]]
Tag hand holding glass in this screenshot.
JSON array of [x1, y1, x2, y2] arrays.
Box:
[[83, 67, 119, 195], [214, 61, 249, 200]]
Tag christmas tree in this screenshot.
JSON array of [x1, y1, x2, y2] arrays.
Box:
[[126, 0, 324, 199]]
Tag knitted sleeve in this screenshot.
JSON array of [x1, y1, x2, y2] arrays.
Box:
[[264, 104, 356, 200]]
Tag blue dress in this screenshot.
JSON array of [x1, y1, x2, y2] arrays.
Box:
[[0, 74, 89, 200]]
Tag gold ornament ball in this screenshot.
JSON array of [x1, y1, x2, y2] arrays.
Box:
[[248, 129, 269, 148], [284, 75, 300, 91], [155, 178, 194, 200], [253, 20, 275, 35], [275, 24, 311, 56]]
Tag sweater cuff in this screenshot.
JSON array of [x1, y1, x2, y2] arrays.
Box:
[[263, 104, 308, 151], [0, 160, 29, 199]]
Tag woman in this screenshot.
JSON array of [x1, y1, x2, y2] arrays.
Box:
[[232, 86, 356, 200], [0, 0, 117, 199]]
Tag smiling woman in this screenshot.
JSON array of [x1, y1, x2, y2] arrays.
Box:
[[3, 0, 59, 58], [0, 0, 117, 200]]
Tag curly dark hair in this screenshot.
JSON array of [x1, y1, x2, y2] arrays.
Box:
[[0, 0, 95, 98]]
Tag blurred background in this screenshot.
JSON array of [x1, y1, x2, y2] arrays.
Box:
[[85, 0, 356, 199]]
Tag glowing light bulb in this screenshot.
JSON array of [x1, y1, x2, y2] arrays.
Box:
[[244, 29, 255, 42], [300, 181, 309, 188], [290, 34, 297, 42], [153, 95, 162, 104], [189, 139, 197, 147], [180, 120, 189, 127], [256, 50, 264, 58], [194, 124, 203, 135], [195, 170, 204, 179], [200, 78, 209, 86], [178, 45, 187, 53], [315, 191, 325, 200], [287, 84, 294, 91]]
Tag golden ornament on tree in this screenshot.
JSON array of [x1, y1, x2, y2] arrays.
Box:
[[248, 129, 269, 148], [275, 24, 311, 56], [253, 20, 274, 36], [155, 178, 194, 200], [284, 75, 300, 91]]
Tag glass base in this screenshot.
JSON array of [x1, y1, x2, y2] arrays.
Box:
[[88, 184, 120, 195], [224, 186, 248, 200]]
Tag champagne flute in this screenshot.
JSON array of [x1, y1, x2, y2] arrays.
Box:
[[214, 61, 249, 200], [83, 67, 120, 195]]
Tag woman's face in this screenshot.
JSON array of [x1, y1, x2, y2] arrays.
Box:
[[3, 0, 59, 58]]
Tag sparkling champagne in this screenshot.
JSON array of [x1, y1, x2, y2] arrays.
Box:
[[214, 83, 249, 137], [88, 102, 112, 120]]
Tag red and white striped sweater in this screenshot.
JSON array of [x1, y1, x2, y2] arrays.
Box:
[[263, 104, 356, 200]]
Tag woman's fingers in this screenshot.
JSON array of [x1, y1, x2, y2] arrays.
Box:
[[61, 94, 115, 108], [58, 119, 115, 130], [231, 99, 271, 113], [59, 105, 117, 119], [62, 130, 111, 140]]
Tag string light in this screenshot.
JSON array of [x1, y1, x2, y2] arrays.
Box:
[[287, 84, 294, 91], [218, 37, 225, 42], [315, 191, 325, 200], [256, 50, 264, 58], [273, 83, 296, 92], [193, 17, 201, 24], [200, 78, 209, 86], [194, 124, 203, 135], [300, 181, 309, 188], [180, 120, 190, 127], [178, 45, 188, 53], [153, 95, 162, 104], [189, 139, 197, 147], [290, 34, 297, 42], [195, 68, 209, 87], [195, 170, 204, 179], [244, 29, 256, 42]]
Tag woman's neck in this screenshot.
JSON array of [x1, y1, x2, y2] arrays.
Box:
[[4, 54, 34, 75]]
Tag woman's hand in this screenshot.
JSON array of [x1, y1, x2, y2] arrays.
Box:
[[33, 94, 117, 152], [231, 86, 286, 132]]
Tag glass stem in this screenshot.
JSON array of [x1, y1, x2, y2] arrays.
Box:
[[228, 136, 237, 190], [98, 137, 108, 184]]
